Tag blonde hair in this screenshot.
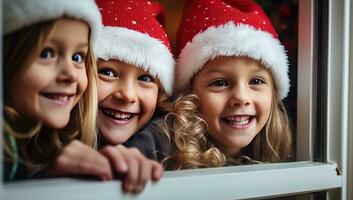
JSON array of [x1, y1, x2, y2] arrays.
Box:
[[165, 72, 292, 169], [3, 18, 98, 174]]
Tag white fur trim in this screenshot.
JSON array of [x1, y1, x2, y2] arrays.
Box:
[[4, 0, 102, 47], [177, 22, 290, 100], [95, 27, 175, 95]]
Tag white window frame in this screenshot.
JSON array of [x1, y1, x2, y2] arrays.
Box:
[[1, 0, 350, 199], [348, 0, 353, 199], [326, 0, 350, 199]]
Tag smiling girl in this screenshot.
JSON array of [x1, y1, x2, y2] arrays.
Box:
[[3, 0, 101, 181], [92, 0, 174, 192], [166, 0, 292, 169], [94, 0, 174, 158]]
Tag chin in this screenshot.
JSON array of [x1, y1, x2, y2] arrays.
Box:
[[103, 132, 130, 145], [44, 121, 69, 129], [235, 141, 252, 149], [43, 116, 70, 129]]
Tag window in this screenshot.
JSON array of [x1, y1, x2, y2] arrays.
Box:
[[2, 0, 351, 199]]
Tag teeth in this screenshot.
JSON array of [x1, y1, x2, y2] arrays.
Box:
[[104, 109, 132, 120], [46, 94, 70, 101], [226, 116, 250, 126], [55, 96, 69, 101]]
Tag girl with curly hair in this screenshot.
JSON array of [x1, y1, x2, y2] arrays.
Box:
[[165, 0, 292, 169]]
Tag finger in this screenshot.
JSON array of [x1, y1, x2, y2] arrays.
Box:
[[100, 146, 128, 173], [135, 156, 152, 193], [55, 143, 113, 180], [151, 161, 164, 182], [122, 155, 139, 193], [81, 154, 113, 180]]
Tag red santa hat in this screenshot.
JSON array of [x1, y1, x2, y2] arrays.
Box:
[[176, 0, 290, 100], [95, 0, 175, 95], [3, 0, 102, 48]]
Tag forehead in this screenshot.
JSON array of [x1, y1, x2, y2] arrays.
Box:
[[200, 56, 270, 75], [53, 18, 89, 34], [98, 59, 150, 73]]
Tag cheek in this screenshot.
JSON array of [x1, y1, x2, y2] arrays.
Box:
[[11, 69, 46, 100], [257, 94, 272, 121], [78, 70, 88, 94], [8, 70, 47, 116], [140, 88, 158, 115], [197, 92, 224, 113], [97, 81, 112, 102], [198, 95, 224, 127]]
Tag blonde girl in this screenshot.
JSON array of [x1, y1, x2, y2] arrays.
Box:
[[3, 0, 100, 181], [166, 0, 292, 169], [94, 0, 174, 162]]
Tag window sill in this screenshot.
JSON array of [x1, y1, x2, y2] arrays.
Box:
[[4, 161, 341, 200]]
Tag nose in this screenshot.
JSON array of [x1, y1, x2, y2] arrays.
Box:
[[57, 57, 78, 83], [112, 78, 137, 104], [229, 84, 251, 107]]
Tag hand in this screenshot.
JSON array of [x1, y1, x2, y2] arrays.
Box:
[[99, 145, 164, 193], [46, 140, 113, 180]]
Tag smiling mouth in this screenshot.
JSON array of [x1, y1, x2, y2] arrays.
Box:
[[100, 107, 136, 121], [40, 93, 74, 105], [222, 115, 255, 126]]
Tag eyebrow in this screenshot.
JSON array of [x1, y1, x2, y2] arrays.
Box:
[[75, 43, 89, 49], [250, 67, 273, 76], [204, 67, 267, 74], [203, 68, 226, 74], [251, 68, 268, 74], [48, 39, 88, 50]]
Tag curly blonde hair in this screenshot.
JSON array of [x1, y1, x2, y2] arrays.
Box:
[[3, 18, 98, 174], [165, 80, 292, 169]]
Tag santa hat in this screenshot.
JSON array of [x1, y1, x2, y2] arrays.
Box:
[[95, 0, 175, 95], [3, 0, 102, 47], [176, 0, 289, 100]]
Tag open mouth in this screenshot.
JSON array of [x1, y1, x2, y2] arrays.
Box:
[[100, 107, 136, 121], [40, 93, 74, 105], [222, 115, 255, 126]]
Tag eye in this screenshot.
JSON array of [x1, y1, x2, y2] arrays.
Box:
[[249, 78, 265, 85], [98, 68, 116, 77], [138, 74, 154, 82], [39, 47, 54, 59], [72, 53, 85, 63], [209, 79, 229, 87]]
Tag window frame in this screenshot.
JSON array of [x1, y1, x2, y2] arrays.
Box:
[[325, 0, 350, 199], [348, 1, 353, 199], [3, 162, 341, 200], [1, 0, 350, 199]]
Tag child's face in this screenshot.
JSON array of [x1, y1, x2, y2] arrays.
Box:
[[97, 59, 159, 144], [192, 56, 273, 156], [8, 18, 89, 129]]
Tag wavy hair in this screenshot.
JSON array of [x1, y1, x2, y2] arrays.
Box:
[[165, 78, 292, 169], [3, 18, 98, 174]]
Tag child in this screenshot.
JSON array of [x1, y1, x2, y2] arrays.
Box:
[[3, 0, 163, 192], [3, 0, 101, 181], [94, 0, 174, 162], [166, 0, 292, 169]]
